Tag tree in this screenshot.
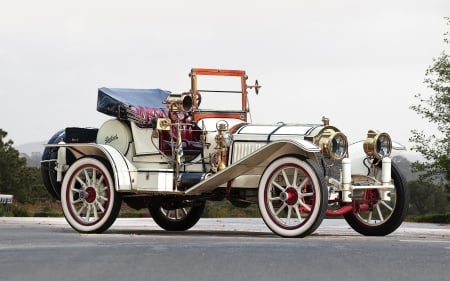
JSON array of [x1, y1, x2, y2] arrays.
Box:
[[0, 129, 27, 196], [0, 129, 48, 203], [410, 18, 450, 196], [408, 180, 449, 215]]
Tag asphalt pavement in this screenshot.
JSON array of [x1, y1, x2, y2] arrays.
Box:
[[0, 217, 448, 281]]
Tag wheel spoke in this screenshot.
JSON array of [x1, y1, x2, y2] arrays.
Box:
[[76, 176, 87, 188], [85, 204, 92, 221], [97, 175, 105, 188], [84, 169, 91, 185], [296, 177, 309, 191], [181, 208, 188, 217], [376, 204, 384, 222], [367, 211, 373, 223], [281, 169, 290, 186], [294, 205, 302, 221], [292, 169, 298, 188], [380, 200, 393, 212], [95, 200, 105, 213], [300, 192, 314, 198], [286, 206, 292, 225], [269, 196, 281, 201], [275, 202, 287, 216], [298, 200, 311, 212], [77, 204, 87, 215], [272, 180, 285, 192], [92, 204, 98, 220], [92, 169, 97, 186]]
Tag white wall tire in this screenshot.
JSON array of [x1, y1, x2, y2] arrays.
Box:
[[258, 156, 327, 238], [61, 157, 121, 233]]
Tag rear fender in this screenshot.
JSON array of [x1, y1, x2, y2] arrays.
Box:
[[47, 143, 135, 191]]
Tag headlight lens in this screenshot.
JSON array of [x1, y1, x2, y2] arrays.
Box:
[[318, 129, 348, 160], [331, 132, 348, 159], [363, 130, 392, 160]]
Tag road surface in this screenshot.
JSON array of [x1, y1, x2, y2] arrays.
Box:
[[0, 217, 448, 281]]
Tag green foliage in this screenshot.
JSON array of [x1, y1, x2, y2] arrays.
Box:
[[11, 206, 31, 217], [0, 129, 27, 198], [0, 129, 51, 204], [408, 180, 449, 215], [0, 206, 13, 217], [408, 212, 450, 224], [119, 203, 149, 218], [203, 201, 261, 218], [410, 18, 450, 197]]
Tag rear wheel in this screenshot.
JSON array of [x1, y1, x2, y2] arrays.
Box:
[[344, 163, 409, 236], [61, 157, 121, 233], [149, 200, 205, 231], [258, 156, 327, 238]]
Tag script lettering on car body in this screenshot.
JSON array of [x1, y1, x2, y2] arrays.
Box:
[[105, 134, 119, 144]]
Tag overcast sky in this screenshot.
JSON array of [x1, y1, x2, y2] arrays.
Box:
[[1, 0, 449, 151]]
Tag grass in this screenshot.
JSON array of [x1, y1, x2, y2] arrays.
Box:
[[406, 212, 450, 224]]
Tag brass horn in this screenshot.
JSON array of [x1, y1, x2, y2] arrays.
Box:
[[165, 93, 194, 112]]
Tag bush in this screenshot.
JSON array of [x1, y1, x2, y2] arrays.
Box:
[[408, 212, 450, 224], [0, 206, 13, 217], [203, 201, 260, 218], [408, 180, 449, 215], [12, 206, 31, 217]]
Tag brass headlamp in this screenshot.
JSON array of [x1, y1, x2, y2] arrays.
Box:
[[363, 130, 392, 160], [316, 127, 348, 161]]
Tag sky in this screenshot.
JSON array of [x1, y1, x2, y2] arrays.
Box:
[[0, 0, 449, 152]]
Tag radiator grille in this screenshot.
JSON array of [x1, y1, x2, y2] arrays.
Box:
[[231, 142, 265, 163]]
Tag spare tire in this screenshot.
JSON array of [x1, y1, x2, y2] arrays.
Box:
[[41, 129, 65, 200]]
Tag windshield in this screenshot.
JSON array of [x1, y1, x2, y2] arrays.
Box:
[[195, 75, 244, 111]]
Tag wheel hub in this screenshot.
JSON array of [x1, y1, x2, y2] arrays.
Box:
[[280, 187, 299, 206], [364, 189, 380, 205], [79, 187, 97, 203]]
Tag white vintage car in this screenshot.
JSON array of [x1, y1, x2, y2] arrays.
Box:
[[41, 68, 409, 238]]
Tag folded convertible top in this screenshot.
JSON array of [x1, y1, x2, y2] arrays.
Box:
[[97, 87, 171, 119]]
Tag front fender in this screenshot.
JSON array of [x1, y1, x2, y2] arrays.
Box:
[[184, 139, 321, 195]]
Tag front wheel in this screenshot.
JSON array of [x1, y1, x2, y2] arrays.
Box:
[[258, 156, 327, 238], [61, 157, 122, 233], [344, 163, 409, 236], [149, 200, 205, 231]]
